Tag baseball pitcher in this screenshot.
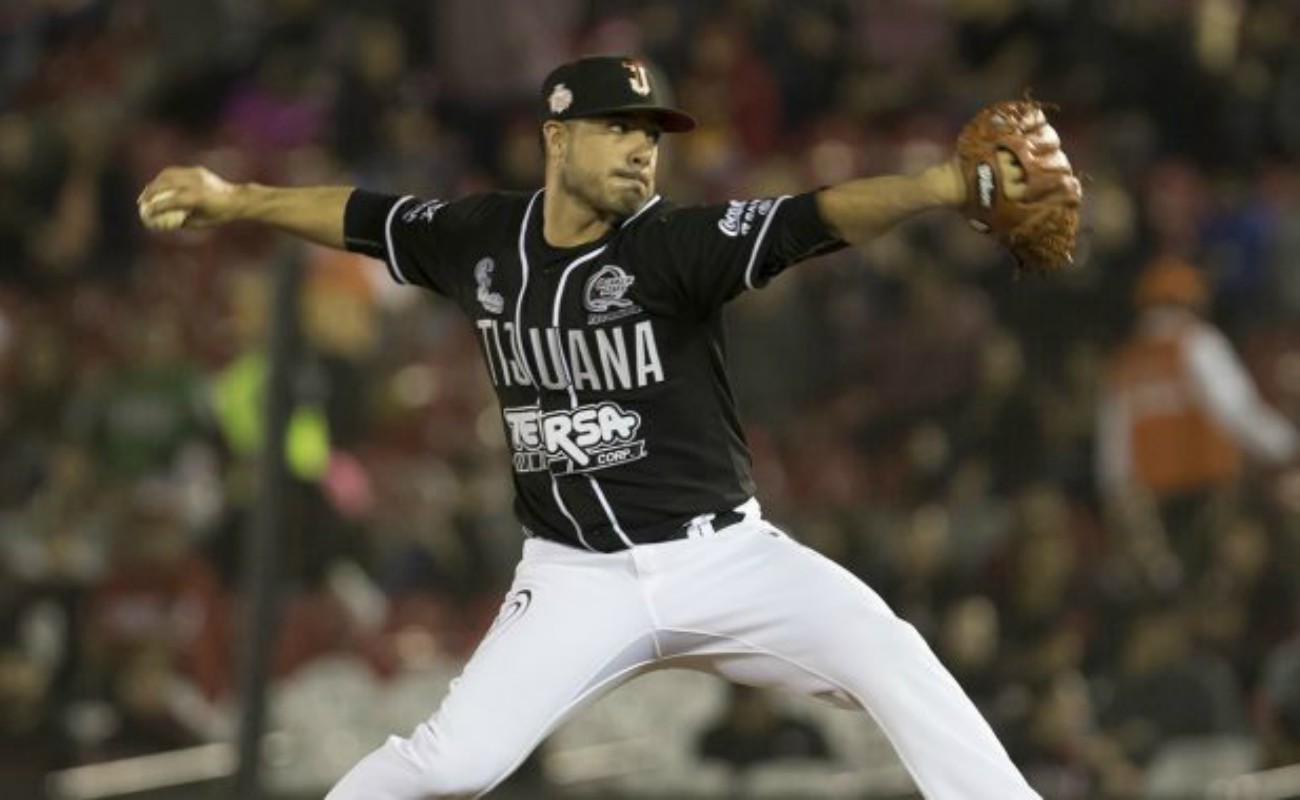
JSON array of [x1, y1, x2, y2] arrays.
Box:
[[139, 55, 1080, 799]]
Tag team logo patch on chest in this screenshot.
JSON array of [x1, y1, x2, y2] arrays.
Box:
[[503, 401, 646, 475], [584, 264, 641, 324]]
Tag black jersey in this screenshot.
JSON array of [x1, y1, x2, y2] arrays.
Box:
[[344, 188, 844, 551]]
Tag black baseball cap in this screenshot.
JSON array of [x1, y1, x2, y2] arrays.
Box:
[[540, 55, 695, 133]]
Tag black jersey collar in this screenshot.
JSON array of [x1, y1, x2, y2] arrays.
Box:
[[530, 192, 662, 264]]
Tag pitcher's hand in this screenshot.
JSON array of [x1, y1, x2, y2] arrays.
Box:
[[138, 166, 240, 231]]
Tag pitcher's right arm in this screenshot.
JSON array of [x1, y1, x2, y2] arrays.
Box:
[[138, 166, 353, 250]]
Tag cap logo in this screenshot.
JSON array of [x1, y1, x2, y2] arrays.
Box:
[[623, 61, 651, 97], [548, 83, 573, 114]]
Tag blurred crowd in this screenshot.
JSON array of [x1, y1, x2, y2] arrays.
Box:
[[3, 0, 1300, 797]]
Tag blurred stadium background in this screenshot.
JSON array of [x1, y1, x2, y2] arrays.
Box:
[[3, 0, 1300, 798]]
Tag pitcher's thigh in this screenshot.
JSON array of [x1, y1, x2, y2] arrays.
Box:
[[743, 542, 1038, 799], [658, 534, 1037, 799], [327, 563, 657, 800]]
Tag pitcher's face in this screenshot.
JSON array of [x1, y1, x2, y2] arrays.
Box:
[[548, 114, 661, 217]]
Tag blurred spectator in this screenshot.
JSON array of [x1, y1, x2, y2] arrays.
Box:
[[874, 502, 963, 641], [941, 456, 1011, 576], [211, 269, 332, 486], [678, 18, 781, 160], [696, 684, 832, 770], [1200, 177, 1276, 335], [221, 45, 328, 162], [0, 442, 104, 791], [333, 14, 416, 170], [431, 0, 583, 171], [1097, 600, 1246, 767], [1192, 512, 1298, 690], [986, 483, 1092, 675], [1036, 339, 1107, 495], [1008, 670, 1140, 800], [952, 329, 1043, 494], [854, 265, 992, 434], [5, 439, 109, 589], [299, 245, 382, 448], [3, 313, 76, 450], [0, 99, 140, 290], [77, 481, 231, 759], [1257, 635, 1300, 769], [938, 594, 1004, 715], [1097, 255, 1298, 578], [68, 305, 212, 481], [759, 2, 850, 130]]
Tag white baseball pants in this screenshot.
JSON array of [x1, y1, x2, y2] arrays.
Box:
[[326, 506, 1038, 799]]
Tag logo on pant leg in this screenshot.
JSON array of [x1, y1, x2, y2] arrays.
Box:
[[485, 589, 533, 643]]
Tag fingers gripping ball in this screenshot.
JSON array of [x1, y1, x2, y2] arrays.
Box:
[[138, 190, 190, 231], [957, 98, 1082, 276]]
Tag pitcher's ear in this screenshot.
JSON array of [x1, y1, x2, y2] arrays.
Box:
[[541, 120, 568, 159]]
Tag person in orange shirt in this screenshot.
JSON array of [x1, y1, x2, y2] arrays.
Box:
[[1097, 257, 1297, 579]]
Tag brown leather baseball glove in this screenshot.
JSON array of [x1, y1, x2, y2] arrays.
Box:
[[957, 98, 1082, 276]]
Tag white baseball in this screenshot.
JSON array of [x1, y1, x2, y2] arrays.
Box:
[[139, 190, 190, 231]]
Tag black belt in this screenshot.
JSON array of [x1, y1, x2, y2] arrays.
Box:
[[687, 509, 745, 536], [584, 508, 747, 552]]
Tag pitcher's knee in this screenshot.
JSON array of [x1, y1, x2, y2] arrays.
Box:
[[326, 729, 516, 800], [408, 725, 518, 799], [863, 608, 927, 645], [419, 753, 508, 798]]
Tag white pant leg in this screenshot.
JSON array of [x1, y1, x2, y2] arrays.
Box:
[[642, 523, 1039, 800], [327, 540, 658, 800]]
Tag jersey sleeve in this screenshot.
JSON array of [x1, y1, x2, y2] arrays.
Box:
[[343, 190, 489, 296], [629, 191, 845, 315]]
